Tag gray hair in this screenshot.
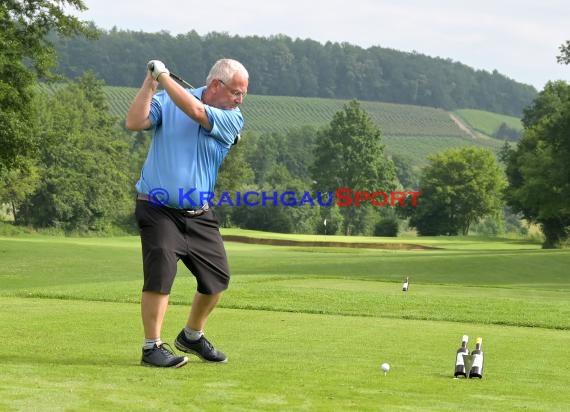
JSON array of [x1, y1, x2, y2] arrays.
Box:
[[206, 59, 249, 85]]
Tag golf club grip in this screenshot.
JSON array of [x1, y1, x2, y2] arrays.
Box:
[[148, 62, 194, 88]]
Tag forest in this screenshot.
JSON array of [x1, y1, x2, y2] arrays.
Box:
[[51, 27, 536, 117]]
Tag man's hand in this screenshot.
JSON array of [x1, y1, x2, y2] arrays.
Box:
[[147, 60, 170, 81]]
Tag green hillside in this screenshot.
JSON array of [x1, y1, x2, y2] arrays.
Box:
[[454, 108, 523, 136], [100, 86, 467, 137], [100, 86, 511, 164], [239, 95, 466, 137]]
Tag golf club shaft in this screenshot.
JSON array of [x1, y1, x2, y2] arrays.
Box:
[[169, 72, 194, 89]]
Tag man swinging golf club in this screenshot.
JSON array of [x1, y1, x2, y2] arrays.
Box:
[[125, 58, 248, 367]]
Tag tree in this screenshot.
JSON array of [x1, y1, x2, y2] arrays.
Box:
[[311, 100, 396, 235], [243, 132, 280, 185], [0, 162, 40, 219], [495, 122, 521, 141], [0, 0, 96, 174], [215, 134, 255, 197], [227, 127, 321, 233], [406, 147, 505, 236], [228, 163, 321, 234], [374, 212, 400, 237], [214, 133, 255, 226], [557, 40, 570, 65], [502, 81, 570, 248], [243, 127, 318, 186], [316, 204, 344, 235], [17, 73, 132, 232], [392, 154, 421, 191]]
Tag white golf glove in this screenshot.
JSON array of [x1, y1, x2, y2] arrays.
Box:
[[147, 60, 170, 81]]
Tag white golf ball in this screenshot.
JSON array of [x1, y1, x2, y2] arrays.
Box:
[[381, 363, 390, 373]]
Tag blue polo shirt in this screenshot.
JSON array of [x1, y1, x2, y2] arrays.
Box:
[[135, 86, 244, 209]]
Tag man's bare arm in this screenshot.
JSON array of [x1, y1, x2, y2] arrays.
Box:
[[125, 73, 157, 131]]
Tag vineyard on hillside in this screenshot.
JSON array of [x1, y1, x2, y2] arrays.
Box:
[[104, 87, 511, 164], [239, 95, 467, 138], [39, 83, 516, 164], [99, 87, 470, 139], [383, 134, 504, 163], [104, 87, 139, 119]]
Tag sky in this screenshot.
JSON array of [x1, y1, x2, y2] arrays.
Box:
[[70, 0, 569, 90]]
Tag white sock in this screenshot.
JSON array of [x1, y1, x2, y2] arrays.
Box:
[[184, 327, 203, 341], [143, 338, 162, 349]]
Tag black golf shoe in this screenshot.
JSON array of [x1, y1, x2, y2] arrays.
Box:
[[141, 343, 188, 368], [174, 330, 228, 363]]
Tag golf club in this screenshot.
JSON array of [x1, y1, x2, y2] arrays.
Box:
[[148, 62, 194, 89]]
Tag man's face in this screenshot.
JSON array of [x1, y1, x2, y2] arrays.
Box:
[[210, 74, 248, 110]]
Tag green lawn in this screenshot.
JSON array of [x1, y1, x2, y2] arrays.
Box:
[[0, 233, 569, 411]]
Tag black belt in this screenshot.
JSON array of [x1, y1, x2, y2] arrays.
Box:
[[137, 193, 209, 217]]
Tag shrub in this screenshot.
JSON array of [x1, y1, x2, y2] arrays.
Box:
[[374, 218, 399, 237]]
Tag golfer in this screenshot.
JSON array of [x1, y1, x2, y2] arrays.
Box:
[[125, 58, 248, 368]]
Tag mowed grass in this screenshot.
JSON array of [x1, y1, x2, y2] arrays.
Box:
[[0, 233, 569, 411], [454, 109, 523, 136]]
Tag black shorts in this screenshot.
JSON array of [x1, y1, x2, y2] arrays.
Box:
[[135, 200, 230, 295]]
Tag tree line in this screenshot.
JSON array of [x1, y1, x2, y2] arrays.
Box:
[[1, 1, 569, 248], [50, 27, 536, 117]]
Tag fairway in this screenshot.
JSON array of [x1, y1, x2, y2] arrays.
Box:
[[0, 234, 569, 411]]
